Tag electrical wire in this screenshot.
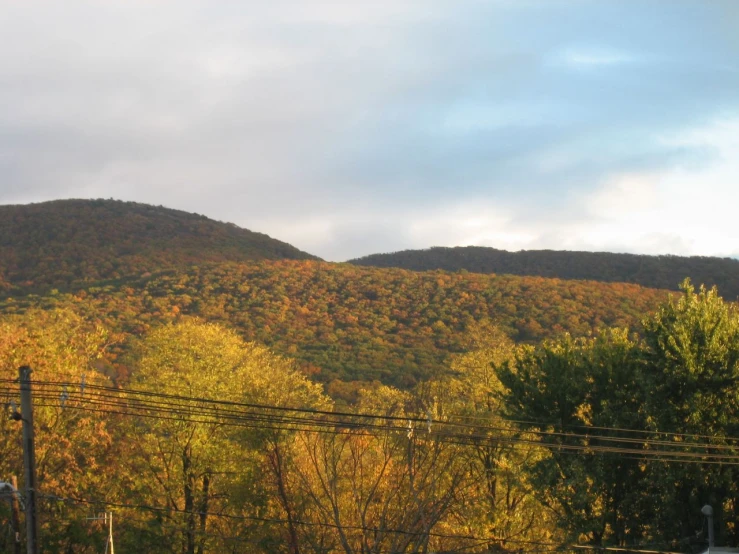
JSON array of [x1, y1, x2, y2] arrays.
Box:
[[16, 380, 739, 464], [0, 374, 709, 554], [5, 379, 739, 469], [23, 398, 739, 466], [5, 373, 739, 447], [14, 378, 739, 454]]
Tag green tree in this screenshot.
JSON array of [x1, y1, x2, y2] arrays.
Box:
[[496, 282, 739, 548], [496, 329, 649, 547], [418, 321, 558, 549], [641, 281, 739, 544]]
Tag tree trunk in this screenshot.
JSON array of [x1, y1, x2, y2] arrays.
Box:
[[196, 473, 210, 554], [269, 444, 301, 554], [183, 446, 196, 554]]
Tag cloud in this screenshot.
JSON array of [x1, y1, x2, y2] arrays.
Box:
[[548, 116, 739, 257], [0, 1, 738, 261], [552, 48, 636, 69]]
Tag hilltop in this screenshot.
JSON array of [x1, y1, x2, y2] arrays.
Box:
[[349, 246, 739, 300], [0, 199, 318, 292]]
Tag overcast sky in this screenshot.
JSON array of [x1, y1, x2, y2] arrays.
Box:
[[1, 0, 738, 261]]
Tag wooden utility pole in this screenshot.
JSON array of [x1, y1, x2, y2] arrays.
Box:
[[19, 365, 39, 554], [10, 475, 22, 554]]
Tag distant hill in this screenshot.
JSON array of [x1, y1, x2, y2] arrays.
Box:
[[1, 260, 669, 393], [0, 200, 684, 396], [0, 199, 319, 291], [348, 246, 739, 300]]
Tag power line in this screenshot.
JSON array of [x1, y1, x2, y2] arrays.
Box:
[[16, 378, 739, 453], [30, 398, 739, 467], [24, 394, 739, 465], [0, 376, 707, 554], [5, 373, 739, 445], [5, 379, 739, 468], [6, 370, 739, 457], [17, 382, 739, 463]]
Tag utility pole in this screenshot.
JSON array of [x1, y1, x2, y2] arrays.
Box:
[[10, 475, 22, 554], [19, 365, 39, 554], [106, 512, 115, 554], [87, 512, 115, 554], [702, 505, 715, 548]]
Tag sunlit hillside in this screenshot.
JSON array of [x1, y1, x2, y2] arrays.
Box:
[[0, 199, 318, 292], [1, 259, 670, 395]]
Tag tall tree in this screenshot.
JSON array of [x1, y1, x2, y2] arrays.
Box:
[[496, 282, 739, 548], [122, 319, 326, 554], [283, 386, 469, 553], [641, 281, 739, 544], [496, 329, 651, 546], [418, 321, 559, 549]]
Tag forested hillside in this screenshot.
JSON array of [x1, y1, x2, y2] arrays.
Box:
[[2, 200, 735, 553], [1, 260, 669, 393], [1, 284, 736, 553], [0, 199, 318, 292], [349, 246, 739, 299]]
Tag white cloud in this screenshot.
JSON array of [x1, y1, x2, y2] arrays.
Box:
[[406, 202, 536, 251], [575, 115, 739, 257], [552, 47, 636, 69], [291, 115, 739, 260], [585, 172, 660, 219], [251, 216, 336, 255]]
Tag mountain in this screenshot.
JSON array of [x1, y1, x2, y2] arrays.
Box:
[[1, 259, 669, 395], [0, 199, 679, 397], [348, 246, 739, 300], [0, 199, 318, 292]]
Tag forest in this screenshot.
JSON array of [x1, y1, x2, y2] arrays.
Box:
[[1, 282, 738, 553], [350, 246, 739, 300], [2, 200, 739, 552], [0, 260, 668, 395], [0, 200, 316, 293], [3, 200, 739, 300]]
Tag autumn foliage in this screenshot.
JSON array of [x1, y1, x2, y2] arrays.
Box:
[[1, 260, 669, 390]]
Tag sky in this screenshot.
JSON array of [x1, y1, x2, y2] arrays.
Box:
[[1, 0, 738, 261]]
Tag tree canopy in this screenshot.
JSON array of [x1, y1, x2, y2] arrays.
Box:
[[496, 281, 739, 549]]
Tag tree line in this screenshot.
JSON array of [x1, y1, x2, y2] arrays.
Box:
[[350, 245, 739, 300]]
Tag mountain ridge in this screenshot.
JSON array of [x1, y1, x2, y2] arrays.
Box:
[[348, 245, 739, 300], [4, 199, 737, 300], [0, 198, 701, 393]]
